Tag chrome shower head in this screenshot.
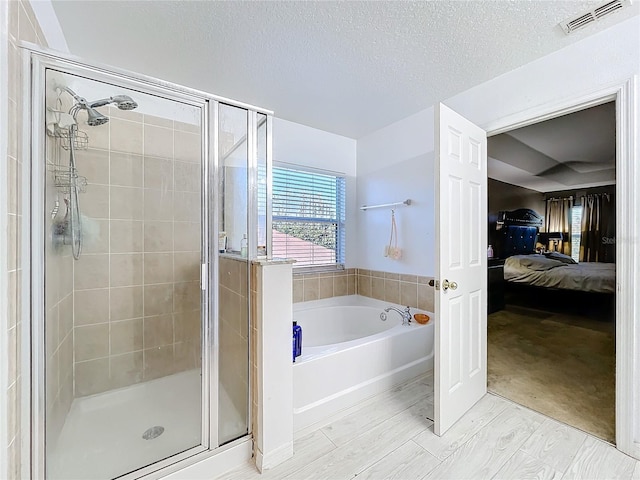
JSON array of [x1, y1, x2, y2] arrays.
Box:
[[86, 107, 109, 127], [88, 94, 138, 111], [111, 95, 138, 111]]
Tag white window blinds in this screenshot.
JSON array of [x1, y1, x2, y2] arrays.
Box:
[[272, 166, 346, 267]]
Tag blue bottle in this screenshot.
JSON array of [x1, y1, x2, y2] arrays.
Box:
[[292, 321, 302, 362]]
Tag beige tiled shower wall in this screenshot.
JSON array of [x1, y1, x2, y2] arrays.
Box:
[[72, 107, 202, 397], [219, 255, 250, 436], [292, 268, 435, 312], [4, 2, 49, 477], [292, 268, 357, 303], [44, 130, 75, 449]]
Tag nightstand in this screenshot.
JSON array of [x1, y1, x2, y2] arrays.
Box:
[[488, 258, 505, 314]]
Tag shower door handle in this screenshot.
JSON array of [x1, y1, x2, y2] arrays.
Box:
[[201, 263, 207, 290]]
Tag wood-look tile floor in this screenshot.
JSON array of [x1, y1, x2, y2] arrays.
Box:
[[215, 374, 640, 480]]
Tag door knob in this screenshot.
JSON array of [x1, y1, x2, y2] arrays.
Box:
[[442, 279, 458, 291]]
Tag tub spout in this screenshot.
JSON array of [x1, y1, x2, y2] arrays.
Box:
[[384, 306, 412, 325]]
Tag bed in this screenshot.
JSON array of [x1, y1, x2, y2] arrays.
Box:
[[494, 209, 616, 311], [503, 254, 615, 294]]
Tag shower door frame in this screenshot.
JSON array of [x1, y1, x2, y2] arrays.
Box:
[[22, 44, 271, 479]]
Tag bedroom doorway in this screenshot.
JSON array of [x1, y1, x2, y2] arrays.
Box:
[[486, 101, 617, 443]]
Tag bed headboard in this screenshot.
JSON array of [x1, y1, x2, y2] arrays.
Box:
[[496, 209, 543, 258]]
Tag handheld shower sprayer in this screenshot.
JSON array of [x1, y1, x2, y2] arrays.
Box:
[[57, 86, 138, 126], [88, 95, 138, 111], [52, 84, 139, 261]]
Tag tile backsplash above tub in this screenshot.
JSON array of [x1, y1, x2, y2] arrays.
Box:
[[292, 268, 435, 312], [293, 269, 357, 303]]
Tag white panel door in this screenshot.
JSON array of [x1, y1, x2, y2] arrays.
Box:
[[434, 103, 488, 436]]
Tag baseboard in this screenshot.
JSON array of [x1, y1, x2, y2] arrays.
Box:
[[254, 441, 294, 473]]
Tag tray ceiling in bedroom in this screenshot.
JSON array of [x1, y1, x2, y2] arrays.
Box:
[[488, 101, 615, 193]]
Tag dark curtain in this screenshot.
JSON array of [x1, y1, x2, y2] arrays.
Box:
[[580, 193, 615, 263], [545, 197, 573, 256]]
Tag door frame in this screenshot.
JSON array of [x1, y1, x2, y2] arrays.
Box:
[[481, 77, 638, 458]]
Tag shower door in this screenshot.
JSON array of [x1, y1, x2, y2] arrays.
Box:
[[33, 55, 213, 480]]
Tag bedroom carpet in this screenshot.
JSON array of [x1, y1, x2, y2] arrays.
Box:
[[488, 305, 615, 443]]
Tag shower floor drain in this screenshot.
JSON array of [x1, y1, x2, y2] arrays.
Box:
[[142, 426, 165, 440]]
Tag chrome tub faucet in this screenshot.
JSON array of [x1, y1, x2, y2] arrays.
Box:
[[383, 306, 412, 325]]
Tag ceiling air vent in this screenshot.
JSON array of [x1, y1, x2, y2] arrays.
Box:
[[560, 0, 632, 34]]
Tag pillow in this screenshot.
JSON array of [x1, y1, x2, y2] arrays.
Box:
[[544, 251, 577, 264]]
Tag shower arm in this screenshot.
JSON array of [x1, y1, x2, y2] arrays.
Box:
[[58, 86, 86, 106]]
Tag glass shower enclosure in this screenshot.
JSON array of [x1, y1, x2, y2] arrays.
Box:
[[28, 49, 271, 479]]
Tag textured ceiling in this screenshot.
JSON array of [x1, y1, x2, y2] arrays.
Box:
[[488, 102, 616, 192], [50, 1, 639, 138]]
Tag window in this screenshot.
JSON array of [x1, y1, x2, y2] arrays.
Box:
[[571, 205, 583, 262], [272, 165, 346, 268]]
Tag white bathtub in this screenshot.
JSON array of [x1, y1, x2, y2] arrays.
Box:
[[292, 295, 434, 431]]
